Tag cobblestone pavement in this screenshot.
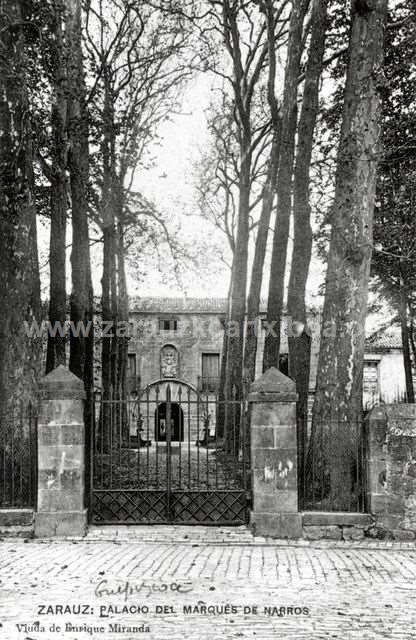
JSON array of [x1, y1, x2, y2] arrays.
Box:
[[1, 527, 416, 640]]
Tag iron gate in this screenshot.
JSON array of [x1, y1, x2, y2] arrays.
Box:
[[0, 402, 37, 509], [90, 379, 250, 524]]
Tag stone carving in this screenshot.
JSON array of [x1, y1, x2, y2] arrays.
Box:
[[160, 345, 179, 378]]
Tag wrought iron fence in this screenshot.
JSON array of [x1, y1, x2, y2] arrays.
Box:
[[0, 403, 37, 508], [299, 418, 367, 513], [90, 380, 250, 524], [198, 376, 221, 394]]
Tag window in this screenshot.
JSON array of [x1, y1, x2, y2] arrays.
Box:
[[363, 361, 379, 410], [127, 354, 137, 379], [201, 353, 220, 392], [159, 318, 178, 331], [363, 362, 378, 393]]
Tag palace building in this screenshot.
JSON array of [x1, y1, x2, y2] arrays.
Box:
[[125, 297, 411, 410]]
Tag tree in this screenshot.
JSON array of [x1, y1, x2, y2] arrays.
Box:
[[66, 0, 95, 402], [213, 1, 269, 430], [0, 0, 41, 414], [243, 0, 289, 383], [42, 0, 69, 373], [311, 0, 388, 509], [287, 0, 329, 489], [84, 0, 194, 447], [371, 2, 416, 403], [191, 1, 272, 451], [263, 0, 310, 371]]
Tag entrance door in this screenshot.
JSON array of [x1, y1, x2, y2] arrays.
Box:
[[155, 402, 184, 441], [90, 380, 250, 525]]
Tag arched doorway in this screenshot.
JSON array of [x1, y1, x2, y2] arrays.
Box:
[[155, 402, 184, 442]]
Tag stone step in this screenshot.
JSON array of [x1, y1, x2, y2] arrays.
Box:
[[86, 524, 255, 544]]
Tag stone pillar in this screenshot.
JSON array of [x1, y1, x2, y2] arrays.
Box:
[[366, 404, 416, 539], [249, 367, 301, 538], [34, 365, 87, 537]]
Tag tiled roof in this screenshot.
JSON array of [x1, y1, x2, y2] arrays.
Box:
[[365, 325, 402, 351]]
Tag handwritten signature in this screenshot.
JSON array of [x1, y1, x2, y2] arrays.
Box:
[[94, 578, 194, 601]]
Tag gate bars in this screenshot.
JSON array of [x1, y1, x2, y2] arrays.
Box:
[[0, 402, 37, 508], [90, 380, 250, 524]]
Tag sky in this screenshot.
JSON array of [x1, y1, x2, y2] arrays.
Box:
[[35, 66, 387, 336], [120, 70, 327, 306]]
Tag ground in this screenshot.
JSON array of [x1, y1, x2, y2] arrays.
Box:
[[1, 526, 416, 639]]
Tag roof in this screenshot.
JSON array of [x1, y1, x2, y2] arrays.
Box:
[[129, 297, 265, 314], [129, 297, 229, 313], [128, 297, 323, 316], [365, 325, 402, 351]]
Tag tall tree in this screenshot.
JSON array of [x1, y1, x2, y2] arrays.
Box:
[[371, 2, 416, 403], [287, 0, 329, 487], [243, 0, 289, 383], [217, 0, 268, 420], [66, 0, 95, 398], [263, 0, 309, 371], [191, 1, 271, 450], [287, 0, 329, 323], [311, 0, 388, 509], [44, 0, 68, 373], [0, 0, 41, 413]]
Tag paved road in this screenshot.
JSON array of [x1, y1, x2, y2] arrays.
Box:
[[1, 527, 416, 639]]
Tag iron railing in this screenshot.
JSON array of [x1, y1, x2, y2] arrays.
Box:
[[0, 403, 37, 508], [198, 376, 220, 393], [299, 418, 367, 513], [90, 380, 250, 524]]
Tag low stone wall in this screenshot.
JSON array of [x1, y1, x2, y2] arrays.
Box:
[[0, 509, 34, 538], [302, 512, 374, 541], [366, 404, 416, 541]]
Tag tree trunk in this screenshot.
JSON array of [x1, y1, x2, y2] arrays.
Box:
[[288, 0, 328, 324], [287, 0, 329, 499], [66, 0, 94, 477], [217, 271, 233, 440], [311, 0, 388, 510], [244, 0, 282, 384], [100, 224, 113, 445], [99, 67, 117, 450], [244, 137, 278, 383], [0, 0, 41, 415], [399, 281, 415, 403], [46, 0, 68, 373], [263, 0, 309, 371], [116, 211, 129, 443], [224, 139, 251, 453], [410, 311, 416, 374]]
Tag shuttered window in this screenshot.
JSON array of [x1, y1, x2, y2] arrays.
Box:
[[201, 353, 220, 392]]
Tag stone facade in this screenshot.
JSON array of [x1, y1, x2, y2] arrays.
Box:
[[125, 298, 410, 409], [126, 298, 323, 393]]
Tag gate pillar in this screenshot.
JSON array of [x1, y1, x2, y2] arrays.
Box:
[[249, 367, 302, 538], [34, 365, 87, 537]]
